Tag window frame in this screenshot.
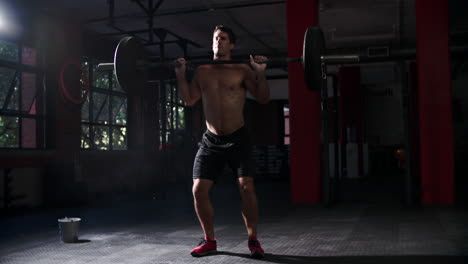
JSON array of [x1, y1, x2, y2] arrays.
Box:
[[0, 38, 45, 149], [80, 60, 128, 151], [160, 79, 185, 147]]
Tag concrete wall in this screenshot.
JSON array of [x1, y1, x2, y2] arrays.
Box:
[[361, 63, 405, 146]]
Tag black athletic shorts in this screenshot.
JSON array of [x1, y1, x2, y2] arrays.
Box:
[[193, 126, 254, 182]]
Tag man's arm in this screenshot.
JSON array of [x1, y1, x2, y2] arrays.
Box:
[[244, 55, 270, 104], [175, 58, 201, 106]]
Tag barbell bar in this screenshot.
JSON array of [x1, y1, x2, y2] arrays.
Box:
[[96, 57, 303, 71]]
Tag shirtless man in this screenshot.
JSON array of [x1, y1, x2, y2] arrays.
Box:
[[175, 25, 269, 259]]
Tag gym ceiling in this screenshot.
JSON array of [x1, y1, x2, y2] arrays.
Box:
[[6, 0, 468, 65]]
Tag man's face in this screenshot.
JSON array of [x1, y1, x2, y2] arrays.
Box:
[[212, 30, 234, 57]]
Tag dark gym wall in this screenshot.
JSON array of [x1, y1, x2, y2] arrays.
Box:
[[40, 13, 151, 204], [1, 4, 164, 208], [82, 34, 117, 63], [244, 99, 283, 145], [452, 56, 468, 206], [78, 30, 162, 199]]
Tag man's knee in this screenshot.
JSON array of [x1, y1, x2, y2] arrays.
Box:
[[192, 188, 208, 200], [238, 178, 256, 196], [192, 179, 212, 200]]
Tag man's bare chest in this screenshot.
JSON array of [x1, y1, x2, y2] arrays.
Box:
[[198, 68, 245, 91]]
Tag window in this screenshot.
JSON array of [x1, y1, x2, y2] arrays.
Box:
[[0, 39, 44, 148], [160, 80, 185, 147], [80, 61, 127, 150], [283, 104, 290, 145]]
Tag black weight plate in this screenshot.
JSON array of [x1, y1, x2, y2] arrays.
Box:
[[114, 37, 147, 93], [302, 27, 325, 91]]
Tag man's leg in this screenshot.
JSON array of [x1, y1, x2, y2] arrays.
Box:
[[238, 176, 264, 258], [192, 178, 215, 240], [237, 177, 258, 239]]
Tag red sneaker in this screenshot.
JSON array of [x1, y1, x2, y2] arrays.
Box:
[[248, 239, 264, 259], [190, 238, 217, 257]]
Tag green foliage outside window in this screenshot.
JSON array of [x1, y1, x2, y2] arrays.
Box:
[[0, 116, 18, 147], [0, 40, 19, 63], [112, 127, 127, 150], [0, 67, 19, 111]]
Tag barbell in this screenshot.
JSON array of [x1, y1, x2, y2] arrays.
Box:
[[101, 26, 467, 93], [97, 27, 357, 92]]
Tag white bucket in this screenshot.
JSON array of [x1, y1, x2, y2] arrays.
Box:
[[58, 217, 81, 243]]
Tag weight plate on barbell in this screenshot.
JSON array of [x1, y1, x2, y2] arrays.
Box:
[[303, 27, 325, 91], [114, 37, 147, 93]]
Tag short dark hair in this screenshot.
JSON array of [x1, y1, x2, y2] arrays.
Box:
[[214, 25, 236, 44]]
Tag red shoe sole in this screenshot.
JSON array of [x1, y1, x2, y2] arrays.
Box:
[[250, 250, 264, 259], [191, 250, 217, 257]]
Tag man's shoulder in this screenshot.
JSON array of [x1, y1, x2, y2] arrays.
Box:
[[193, 65, 211, 78]]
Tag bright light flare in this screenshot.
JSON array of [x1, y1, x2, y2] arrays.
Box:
[[0, 3, 22, 38], [0, 14, 5, 30]]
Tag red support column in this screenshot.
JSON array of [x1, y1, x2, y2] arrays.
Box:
[[287, 0, 321, 203], [415, 0, 454, 204]]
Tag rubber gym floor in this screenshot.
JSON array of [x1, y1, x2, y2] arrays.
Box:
[[0, 180, 467, 264]]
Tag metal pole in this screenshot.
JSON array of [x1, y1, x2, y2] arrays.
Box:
[[148, 0, 154, 43], [169, 80, 174, 144], [108, 71, 113, 150], [322, 55, 361, 64], [107, 0, 114, 26], [330, 74, 341, 203], [400, 61, 413, 206], [321, 74, 331, 207], [159, 44, 166, 152]]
